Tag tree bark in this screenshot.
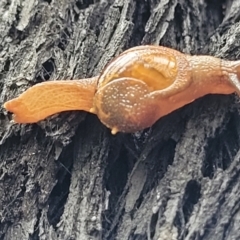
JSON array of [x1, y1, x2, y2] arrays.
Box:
[[1, 0, 240, 240]]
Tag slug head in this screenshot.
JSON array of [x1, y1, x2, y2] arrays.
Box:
[[92, 78, 160, 134]]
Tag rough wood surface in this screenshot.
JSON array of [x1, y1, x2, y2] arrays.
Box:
[[1, 0, 240, 239]]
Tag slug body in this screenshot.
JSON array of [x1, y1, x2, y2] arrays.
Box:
[[4, 45, 240, 133]]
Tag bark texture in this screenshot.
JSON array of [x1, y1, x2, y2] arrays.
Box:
[[1, 0, 240, 240]]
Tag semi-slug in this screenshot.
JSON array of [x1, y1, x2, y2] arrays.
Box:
[[4, 45, 240, 134]]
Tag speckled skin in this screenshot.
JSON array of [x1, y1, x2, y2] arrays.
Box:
[[92, 46, 190, 133], [4, 45, 240, 133], [92, 46, 238, 133]]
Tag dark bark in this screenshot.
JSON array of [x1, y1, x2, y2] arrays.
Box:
[[1, 0, 240, 239]]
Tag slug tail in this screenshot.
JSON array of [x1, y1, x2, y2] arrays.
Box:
[[4, 77, 98, 123]]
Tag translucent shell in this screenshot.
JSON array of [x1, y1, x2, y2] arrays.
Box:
[[92, 46, 190, 133]]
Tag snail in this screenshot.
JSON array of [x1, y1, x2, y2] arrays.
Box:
[[4, 45, 240, 134]]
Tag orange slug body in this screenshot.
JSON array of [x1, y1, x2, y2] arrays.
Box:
[[4, 45, 240, 134]]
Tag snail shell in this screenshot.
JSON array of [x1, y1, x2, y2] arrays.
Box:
[[92, 46, 190, 133]]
